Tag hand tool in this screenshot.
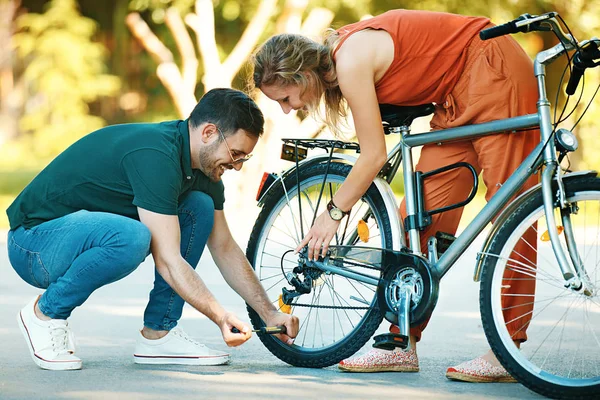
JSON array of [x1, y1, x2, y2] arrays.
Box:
[[231, 325, 287, 334]]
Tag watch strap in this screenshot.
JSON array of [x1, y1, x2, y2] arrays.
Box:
[[327, 199, 350, 217]]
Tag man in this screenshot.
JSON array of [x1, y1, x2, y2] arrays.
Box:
[[7, 88, 299, 371]]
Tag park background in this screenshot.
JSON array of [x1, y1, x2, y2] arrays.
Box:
[[0, 0, 599, 230]]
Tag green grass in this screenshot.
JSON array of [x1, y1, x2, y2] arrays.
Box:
[[0, 169, 39, 195], [0, 169, 39, 229]]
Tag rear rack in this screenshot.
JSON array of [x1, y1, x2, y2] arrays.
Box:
[[282, 138, 361, 152]]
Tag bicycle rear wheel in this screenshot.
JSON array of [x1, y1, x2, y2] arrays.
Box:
[[480, 176, 600, 398], [246, 162, 393, 367]]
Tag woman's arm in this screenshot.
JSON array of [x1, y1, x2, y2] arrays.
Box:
[[296, 30, 393, 260], [331, 32, 391, 210]]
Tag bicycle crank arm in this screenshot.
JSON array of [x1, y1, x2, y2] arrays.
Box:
[[397, 285, 412, 341]]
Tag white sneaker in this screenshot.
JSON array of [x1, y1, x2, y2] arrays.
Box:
[[133, 327, 230, 365], [17, 296, 82, 371]]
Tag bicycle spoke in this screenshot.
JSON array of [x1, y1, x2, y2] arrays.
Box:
[[530, 295, 581, 361], [270, 223, 298, 245], [567, 299, 585, 378], [324, 278, 361, 322], [266, 236, 296, 250], [505, 288, 573, 340], [501, 292, 572, 311], [344, 276, 375, 300], [264, 276, 288, 293], [280, 182, 302, 244]]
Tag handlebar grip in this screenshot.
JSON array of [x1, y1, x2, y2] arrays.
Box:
[[480, 21, 519, 40], [566, 64, 585, 95]]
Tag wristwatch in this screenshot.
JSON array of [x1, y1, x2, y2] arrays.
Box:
[[327, 200, 349, 221]]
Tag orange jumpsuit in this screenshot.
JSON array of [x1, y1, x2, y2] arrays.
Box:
[[336, 10, 539, 342]]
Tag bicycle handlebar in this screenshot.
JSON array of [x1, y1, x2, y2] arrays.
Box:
[[481, 13, 600, 96], [479, 13, 547, 41], [566, 39, 600, 95], [480, 18, 524, 40]]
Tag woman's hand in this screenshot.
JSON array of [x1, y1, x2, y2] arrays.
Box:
[[295, 211, 341, 260]]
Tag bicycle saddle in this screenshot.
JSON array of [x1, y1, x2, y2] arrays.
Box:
[[379, 103, 436, 129]]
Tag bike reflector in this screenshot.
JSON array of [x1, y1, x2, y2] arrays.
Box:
[[357, 220, 369, 243], [256, 172, 277, 202], [540, 226, 563, 241], [278, 294, 292, 314]]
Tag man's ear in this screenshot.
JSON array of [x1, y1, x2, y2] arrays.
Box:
[[199, 123, 219, 144]]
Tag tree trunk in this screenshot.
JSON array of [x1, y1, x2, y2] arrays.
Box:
[[127, 0, 334, 226]]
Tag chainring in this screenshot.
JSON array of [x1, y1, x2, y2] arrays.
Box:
[[377, 251, 439, 326]]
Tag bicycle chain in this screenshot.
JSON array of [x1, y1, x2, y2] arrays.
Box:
[[329, 257, 382, 272]]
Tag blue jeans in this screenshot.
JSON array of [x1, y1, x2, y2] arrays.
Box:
[[7, 191, 214, 330]]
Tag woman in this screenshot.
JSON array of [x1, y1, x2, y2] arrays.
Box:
[[252, 9, 539, 382]]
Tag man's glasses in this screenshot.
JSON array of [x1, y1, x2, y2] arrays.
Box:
[[217, 127, 253, 165]]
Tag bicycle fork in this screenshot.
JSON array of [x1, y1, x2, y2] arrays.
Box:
[[542, 162, 596, 295]]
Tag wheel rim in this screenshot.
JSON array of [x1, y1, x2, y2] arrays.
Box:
[[254, 173, 389, 352], [489, 191, 600, 387]]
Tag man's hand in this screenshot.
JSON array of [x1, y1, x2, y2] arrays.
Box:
[[266, 312, 299, 345], [219, 312, 252, 347]]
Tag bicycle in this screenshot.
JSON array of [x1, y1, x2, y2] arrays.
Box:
[[245, 12, 600, 399]]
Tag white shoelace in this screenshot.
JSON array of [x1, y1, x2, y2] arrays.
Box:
[[48, 321, 76, 355], [171, 327, 205, 348]]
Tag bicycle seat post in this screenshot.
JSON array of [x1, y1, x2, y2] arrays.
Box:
[[398, 124, 422, 255]]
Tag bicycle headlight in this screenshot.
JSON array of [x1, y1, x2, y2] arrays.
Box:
[[555, 128, 579, 152]]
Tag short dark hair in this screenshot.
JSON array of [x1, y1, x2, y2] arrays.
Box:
[[188, 88, 264, 138]]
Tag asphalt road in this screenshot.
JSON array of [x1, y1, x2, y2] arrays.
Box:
[[0, 229, 543, 400]]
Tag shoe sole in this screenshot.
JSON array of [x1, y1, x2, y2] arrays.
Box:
[[133, 354, 230, 366], [446, 371, 517, 383], [17, 311, 82, 371], [338, 364, 419, 373]]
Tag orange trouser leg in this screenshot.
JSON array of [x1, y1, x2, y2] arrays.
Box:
[[390, 32, 540, 343], [397, 140, 480, 342], [473, 132, 539, 343], [396, 130, 538, 342]]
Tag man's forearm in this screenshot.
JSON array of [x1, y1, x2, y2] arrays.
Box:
[[157, 257, 227, 325], [211, 243, 277, 321]]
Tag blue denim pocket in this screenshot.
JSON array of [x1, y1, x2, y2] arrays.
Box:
[[8, 235, 49, 289]]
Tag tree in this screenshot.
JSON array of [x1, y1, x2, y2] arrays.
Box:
[[1, 0, 120, 169], [127, 0, 334, 216], [0, 0, 21, 147]]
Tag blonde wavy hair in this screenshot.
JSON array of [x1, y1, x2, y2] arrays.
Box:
[[251, 31, 347, 134]]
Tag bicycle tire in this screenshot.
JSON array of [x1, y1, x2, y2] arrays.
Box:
[[245, 162, 393, 368], [480, 176, 600, 399]]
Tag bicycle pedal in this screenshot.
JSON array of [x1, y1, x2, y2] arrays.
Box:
[[372, 333, 409, 350], [435, 231, 456, 255]]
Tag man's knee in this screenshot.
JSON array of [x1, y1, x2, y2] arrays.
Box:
[[180, 191, 215, 227], [115, 219, 151, 267]]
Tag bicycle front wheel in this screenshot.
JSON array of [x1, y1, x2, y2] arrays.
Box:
[[246, 162, 393, 368], [480, 176, 600, 398]]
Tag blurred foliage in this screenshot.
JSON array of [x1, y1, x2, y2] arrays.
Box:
[[129, 0, 195, 23], [1, 0, 120, 170], [1, 0, 600, 229]]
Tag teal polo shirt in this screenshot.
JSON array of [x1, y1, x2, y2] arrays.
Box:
[[7, 120, 225, 230]]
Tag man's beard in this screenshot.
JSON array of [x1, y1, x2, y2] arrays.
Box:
[[197, 142, 226, 182]]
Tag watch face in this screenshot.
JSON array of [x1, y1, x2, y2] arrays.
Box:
[[330, 208, 343, 220]]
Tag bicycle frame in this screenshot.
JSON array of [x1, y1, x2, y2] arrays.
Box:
[[274, 16, 589, 292], [396, 33, 582, 287]]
